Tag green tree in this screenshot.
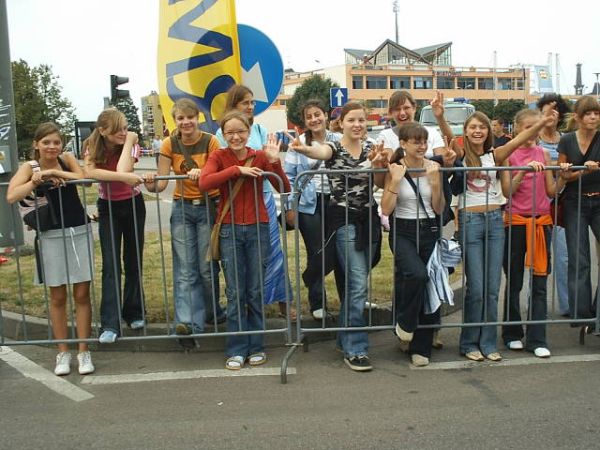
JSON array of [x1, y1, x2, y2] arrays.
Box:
[[493, 99, 526, 125], [11, 59, 76, 159], [470, 99, 494, 119], [286, 75, 338, 126], [111, 96, 142, 140], [471, 99, 525, 126]]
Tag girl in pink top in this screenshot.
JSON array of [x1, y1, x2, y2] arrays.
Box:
[[83, 108, 150, 344], [500, 108, 567, 358]]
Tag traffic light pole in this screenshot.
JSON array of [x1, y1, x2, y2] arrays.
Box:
[[0, 0, 24, 247]]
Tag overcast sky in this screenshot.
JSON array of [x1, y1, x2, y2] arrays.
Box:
[[6, 0, 600, 120]]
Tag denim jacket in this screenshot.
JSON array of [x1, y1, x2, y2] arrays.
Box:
[[284, 131, 341, 214]]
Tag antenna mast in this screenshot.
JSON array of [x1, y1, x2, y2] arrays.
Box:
[[393, 1, 399, 44]]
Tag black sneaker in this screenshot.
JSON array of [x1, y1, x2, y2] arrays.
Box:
[[344, 355, 373, 372]]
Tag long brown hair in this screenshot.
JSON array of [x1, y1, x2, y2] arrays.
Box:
[[301, 98, 328, 146], [223, 84, 254, 124], [31, 122, 62, 160], [463, 111, 493, 169], [83, 108, 127, 164], [565, 95, 600, 132]]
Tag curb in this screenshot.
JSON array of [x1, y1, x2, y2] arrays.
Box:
[[1, 286, 463, 353]]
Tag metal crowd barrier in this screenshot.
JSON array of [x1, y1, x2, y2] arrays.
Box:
[[0, 173, 294, 380], [281, 165, 600, 377], [2, 165, 600, 384]]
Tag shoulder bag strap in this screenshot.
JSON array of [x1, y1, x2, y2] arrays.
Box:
[[404, 173, 432, 220], [172, 134, 210, 170], [214, 156, 256, 226]]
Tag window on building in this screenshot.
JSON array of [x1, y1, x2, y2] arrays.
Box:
[[498, 78, 512, 90], [457, 77, 476, 89], [413, 77, 433, 89], [512, 77, 525, 90], [352, 75, 364, 89], [390, 76, 410, 89], [436, 76, 455, 89], [366, 76, 387, 89], [477, 78, 494, 90], [279, 99, 287, 106], [365, 99, 388, 109]]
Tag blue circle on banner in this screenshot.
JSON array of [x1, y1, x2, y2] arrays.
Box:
[[237, 24, 283, 116]]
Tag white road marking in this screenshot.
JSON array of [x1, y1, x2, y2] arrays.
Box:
[[411, 354, 600, 370], [81, 367, 296, 385], [0, 346, 94, 402]]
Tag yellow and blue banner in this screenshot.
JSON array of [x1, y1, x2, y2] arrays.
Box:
[[158, 0, 241, 133]]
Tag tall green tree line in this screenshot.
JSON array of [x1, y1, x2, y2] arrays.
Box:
[[11, 59, 76, 159]]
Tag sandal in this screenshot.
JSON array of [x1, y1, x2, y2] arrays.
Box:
[[225, 355, 245, 370], [247, 352, 267, 366]]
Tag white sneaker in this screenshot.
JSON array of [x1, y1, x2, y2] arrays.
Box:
[[312, 308, 324, 320], [507, 340, 524, 350], [77, 351, 95, 375], [54, 352, 71, 376], [395, 323, 414, 342], [99, 330, 117, 344], [411, 354, 430, 367], [534, 347, 551, 358]]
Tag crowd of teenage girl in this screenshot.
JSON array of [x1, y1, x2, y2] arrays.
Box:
[[7, 85, 600, 375]]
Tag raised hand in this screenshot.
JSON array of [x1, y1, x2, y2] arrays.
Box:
[[264, 133, 282, 163], [431, 91, 445, 119], [441, 136, 457, 167], [541, 101, 559, 126], [368, 141, 389, 169]]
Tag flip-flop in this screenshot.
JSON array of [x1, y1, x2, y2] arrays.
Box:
[[225, 355, 245, 370], [247, 352, 267, 366]]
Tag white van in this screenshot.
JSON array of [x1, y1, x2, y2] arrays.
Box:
[[419, 101, 475, 137]]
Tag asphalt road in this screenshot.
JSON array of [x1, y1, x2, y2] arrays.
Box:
[[2, 315, 600, 450]]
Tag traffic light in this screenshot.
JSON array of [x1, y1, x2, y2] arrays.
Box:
[[110, 75, 129, 102]]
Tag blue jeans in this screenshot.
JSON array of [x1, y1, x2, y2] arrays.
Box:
[[563, 195, 600, 321], [220, 223, 269, 358], [97, 194, 146, 334], [551, 226, 569, 315], [335, 224, 370, 358], [459, 209, 504, 355], [170, 199, 221, 333]]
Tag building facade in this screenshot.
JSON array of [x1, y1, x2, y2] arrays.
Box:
[[141, 91, 166, 144], [272, 40, 546, 126]]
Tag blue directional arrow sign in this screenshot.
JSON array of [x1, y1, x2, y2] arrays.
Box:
[[330, 87, 348, 108], [238, 24, 284, 116]]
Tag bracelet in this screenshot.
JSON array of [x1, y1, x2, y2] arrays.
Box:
[[387, 189, 398, 195]]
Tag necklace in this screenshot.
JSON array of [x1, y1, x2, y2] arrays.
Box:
[[540, 129, 560, 143]]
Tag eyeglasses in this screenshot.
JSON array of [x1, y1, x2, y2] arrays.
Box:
[[407, 140, 427, 147], [223, 129, 249, 138], [239, 100, 256, 107]]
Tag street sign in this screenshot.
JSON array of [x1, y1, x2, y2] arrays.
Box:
[[330, 87, 348, 108], [238, 24, 283, 116]]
